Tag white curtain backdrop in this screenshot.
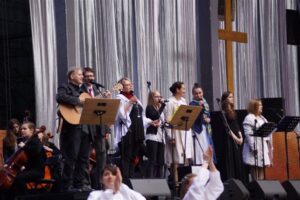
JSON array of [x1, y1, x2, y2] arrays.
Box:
[[65, 0, 198, 104], [28, 0, 299, 140], [29, 0, 58, 143], [218, 0, 299, 116]]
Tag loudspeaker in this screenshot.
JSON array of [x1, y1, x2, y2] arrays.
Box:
[[248, 180, 287, 200], [282, 180, 300, 200], [130, 178, 171, 197], [261, 98, 284, 124], [286, 9, 300, 45], [218, 179, 249, 200], [15, 191, 89, 200]]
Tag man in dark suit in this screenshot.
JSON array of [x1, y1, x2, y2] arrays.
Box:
[[56, 67, 91, 191], [82, 67, 111, 189]]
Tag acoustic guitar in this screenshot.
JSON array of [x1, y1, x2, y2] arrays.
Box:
[[58, 83, 123, 125]]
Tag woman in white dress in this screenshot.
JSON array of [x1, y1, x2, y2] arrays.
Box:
[[87, 165, 145, 200], [243, 99, 273, 180], [164, 81, 193, 184]]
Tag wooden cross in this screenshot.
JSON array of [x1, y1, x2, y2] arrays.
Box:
[[218, 0, 248, 92]]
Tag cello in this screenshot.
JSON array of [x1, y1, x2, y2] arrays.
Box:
[[0, 125, 46, 191]]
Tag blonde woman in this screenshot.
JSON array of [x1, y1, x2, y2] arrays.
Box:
[[243, 99, 273, 180]]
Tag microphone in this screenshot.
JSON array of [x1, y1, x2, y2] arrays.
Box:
[[216, 98, 221, 103], [147, 81, 151, 87], [90, 80, 105, 88], [199, 99, 204, 106], [160, 99, 169, 103], [265, 108, 283, 119]]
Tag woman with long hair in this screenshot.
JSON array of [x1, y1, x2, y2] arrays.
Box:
[[145, 90, 166, 178], [243, 99, 273, 180], [220, 91, 245, 182], [87, 165, 145, 200]]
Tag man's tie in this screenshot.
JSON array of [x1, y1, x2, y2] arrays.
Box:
[[88, 88, 93, 97]]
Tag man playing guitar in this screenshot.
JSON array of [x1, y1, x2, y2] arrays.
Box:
[[56, 67, 90, 192]]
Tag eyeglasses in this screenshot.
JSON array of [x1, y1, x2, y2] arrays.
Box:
[[153, 96, 162, 98]]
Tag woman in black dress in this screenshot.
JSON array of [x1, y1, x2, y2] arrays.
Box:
[[220, 91, 246, 183]]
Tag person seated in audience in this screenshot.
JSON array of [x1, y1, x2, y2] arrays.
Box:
[[87, 165, 146, 200], [179, 146, 224, 200]]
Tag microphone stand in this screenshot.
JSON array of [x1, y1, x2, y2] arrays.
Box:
[[192, 130, 204, 164], [295, 131, 300, 167], [252, 119, 259, 180], [216, 99, 239, 149]]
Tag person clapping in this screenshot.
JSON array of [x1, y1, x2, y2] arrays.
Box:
[[87, 165, 145, 200]]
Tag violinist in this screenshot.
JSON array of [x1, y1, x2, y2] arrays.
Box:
[[12, 122, 45, 194], [37, 131, 62, 189], [37, 130, 61, 156], [3, 119, 21, 161], [114, 77, 158, 185]]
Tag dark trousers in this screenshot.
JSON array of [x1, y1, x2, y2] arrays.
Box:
[[90, 134, 107, 189], [146, 140, 165, 178], [60, 126, 90, 190], [118, 132, 143, 185]]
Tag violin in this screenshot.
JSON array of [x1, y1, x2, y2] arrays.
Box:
[[0, 125, 46, 191], [89, 148, 96, 171]]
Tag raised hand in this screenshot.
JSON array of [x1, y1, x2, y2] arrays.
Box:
[[113, 166, 122, 194], [203, 146, 213, 165]]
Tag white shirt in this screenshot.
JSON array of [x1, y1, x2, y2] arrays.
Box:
[[183, 168, 224, 200], [242, 113, 272, 166], [114, 94, 152, 145], [87, 183, 146, 200], [145, 111, 166, 144]]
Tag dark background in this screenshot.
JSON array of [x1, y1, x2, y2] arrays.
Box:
[[0, 0, 35, 129]]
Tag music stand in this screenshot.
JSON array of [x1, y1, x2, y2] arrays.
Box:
[[252, 122, 277, 179], [169, 105, 201, 162], [80, 98, 120, 126], [275, 116, 300, 179], [168, 105, 201, 196]]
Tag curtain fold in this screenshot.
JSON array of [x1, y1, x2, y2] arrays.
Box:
[[65, 0, 198, 104], [29, 0, 58, 140]]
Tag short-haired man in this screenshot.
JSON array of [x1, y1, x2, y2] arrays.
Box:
[[56, 67, 91, 191]]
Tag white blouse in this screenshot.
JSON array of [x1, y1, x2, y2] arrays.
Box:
[[87, 183, 146, 200]]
